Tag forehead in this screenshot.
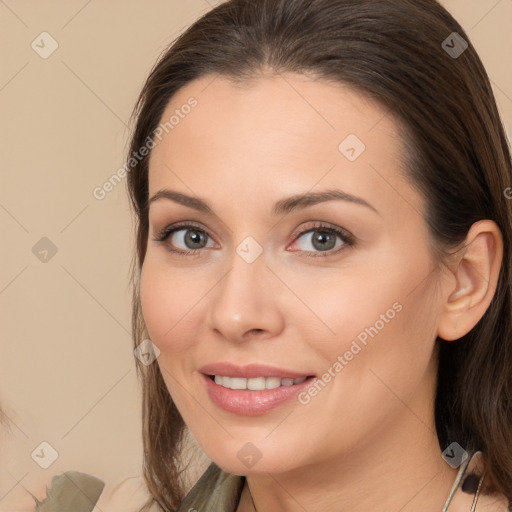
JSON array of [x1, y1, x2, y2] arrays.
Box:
[[147, 72, 420, 219], [150, 72, 394, 163]]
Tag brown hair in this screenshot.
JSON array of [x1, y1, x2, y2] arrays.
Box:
[[125, 0, 512, 510]]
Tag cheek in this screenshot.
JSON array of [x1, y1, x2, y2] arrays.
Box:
[[139, 259, 201, 406], [285, 263, 404, 354], [139, 257, 200, 351], [139, 260, 168, 343], [300, 254, 439, 390], [300, 295, 438, 455], [322, 276, 440, 415]]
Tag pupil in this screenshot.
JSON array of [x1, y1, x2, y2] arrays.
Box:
[[186, 230, 205, 248], [313, 231, 335, 251]]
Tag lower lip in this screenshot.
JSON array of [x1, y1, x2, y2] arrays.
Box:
[[201, 373, 315, 416]]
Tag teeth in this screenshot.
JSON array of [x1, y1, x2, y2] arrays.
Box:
[[229, 377, 247, 390], [248, 377, 265, 390], [212, 375, 308, 390]]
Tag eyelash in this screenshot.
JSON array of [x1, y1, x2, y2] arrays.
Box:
[[152, 221, 355, 258]]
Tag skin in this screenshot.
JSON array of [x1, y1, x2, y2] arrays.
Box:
[[139, 72, 503, 512]]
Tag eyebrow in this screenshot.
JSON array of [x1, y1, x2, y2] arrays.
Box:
[[148, 188, 379, 216]]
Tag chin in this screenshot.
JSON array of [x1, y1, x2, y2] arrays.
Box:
[[205, 447, 295, 476]]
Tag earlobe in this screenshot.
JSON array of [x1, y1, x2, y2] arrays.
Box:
[[437, 220, 503, 342]]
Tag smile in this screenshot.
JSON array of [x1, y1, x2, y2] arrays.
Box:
[[201, 373, 316, 416], [210, 375, 308, 390]]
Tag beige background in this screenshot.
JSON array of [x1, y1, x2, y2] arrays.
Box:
[[1, 0, 511, 509]]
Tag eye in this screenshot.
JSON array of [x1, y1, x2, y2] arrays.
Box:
[[152, 222, 215, 256], [152, 221, 355, 258], [288, 222, 355, 258]]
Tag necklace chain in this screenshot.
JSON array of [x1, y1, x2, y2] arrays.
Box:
[[247, 479, 258, 512], [245, 471, 485, 512], [469, 471, 485, 512]]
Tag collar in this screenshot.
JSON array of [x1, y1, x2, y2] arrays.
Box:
[[176, 461, 244, 511]]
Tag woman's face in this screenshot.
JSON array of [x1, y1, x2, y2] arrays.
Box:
[[140, 72, 450, 475]]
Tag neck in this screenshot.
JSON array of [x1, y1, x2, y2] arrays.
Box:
[[237, 405, 459, 512]]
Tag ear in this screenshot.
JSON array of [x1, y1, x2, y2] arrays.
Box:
[[437, 219, 503, 341]]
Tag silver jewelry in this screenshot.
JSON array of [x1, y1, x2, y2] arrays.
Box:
[[244, 469, 486, 511], [247, 480, 258, 512], [469, 471, 486, 512]]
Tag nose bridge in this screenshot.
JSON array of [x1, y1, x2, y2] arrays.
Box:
[[220, 223, 268, 295], [217, 242, 267, 314], [207, 240, 281, 341]]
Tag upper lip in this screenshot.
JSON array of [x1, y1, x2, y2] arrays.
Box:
[[199, 362, 314, 379]]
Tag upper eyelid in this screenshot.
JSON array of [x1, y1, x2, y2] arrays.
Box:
[[152, 221, 212, 241], [154, 220, 346, 234]]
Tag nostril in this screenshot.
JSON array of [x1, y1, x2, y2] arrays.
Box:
[[248, 329, 264, 335]]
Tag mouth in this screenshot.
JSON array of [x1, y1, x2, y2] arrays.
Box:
[[207, 374, 311, 390], [200, 371, 317, 416], [198, 362, 317, 415]]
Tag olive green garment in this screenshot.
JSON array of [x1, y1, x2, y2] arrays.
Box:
[[177, 451, 511, 512], [176, 461, 245, 512], [32, 451, 510, 511], [34, 471, 105, 512]]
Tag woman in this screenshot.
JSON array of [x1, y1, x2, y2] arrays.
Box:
[[125, 0, 512, 510]]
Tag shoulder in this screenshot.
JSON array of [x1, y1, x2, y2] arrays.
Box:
[[96, 462, 245, 512], [27, 470, 157, 512]]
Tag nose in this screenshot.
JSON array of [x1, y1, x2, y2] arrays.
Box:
[[206, 249, 284, 344]]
